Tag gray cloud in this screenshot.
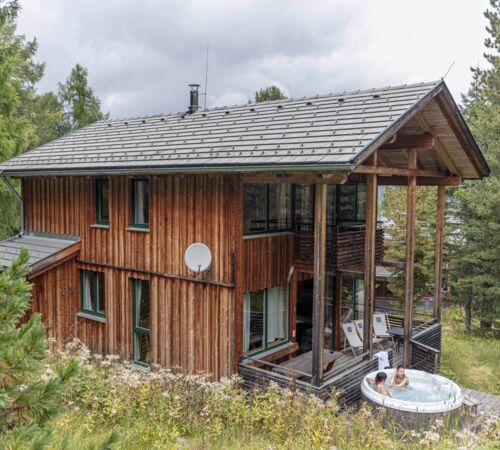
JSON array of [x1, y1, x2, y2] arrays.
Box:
[[18, 0, 490, 118]]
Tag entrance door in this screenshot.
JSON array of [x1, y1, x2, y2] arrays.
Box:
[[295, 274, 337, 353], [132, 279, 151, 366]]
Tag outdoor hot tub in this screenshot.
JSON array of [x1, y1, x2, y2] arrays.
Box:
[[361, 369, 464, 429]]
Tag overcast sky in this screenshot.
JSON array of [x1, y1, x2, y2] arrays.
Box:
[[17, 0, 491, 118]]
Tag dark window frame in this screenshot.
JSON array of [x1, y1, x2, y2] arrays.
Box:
[[132, 279, 150, 367], [243, 183, 293, 235], [80, 270, 105, 318], [130, 179, 150, 229], [95, 179, 110, 225]]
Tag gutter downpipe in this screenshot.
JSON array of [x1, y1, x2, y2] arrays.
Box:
[[0, 170, 23, 236]]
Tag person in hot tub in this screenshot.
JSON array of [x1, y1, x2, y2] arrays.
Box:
[[368, 372, 391, 396], [389, 365, 409, 387]]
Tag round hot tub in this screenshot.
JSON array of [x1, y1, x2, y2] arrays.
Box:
[[361, 369, 464, 429]]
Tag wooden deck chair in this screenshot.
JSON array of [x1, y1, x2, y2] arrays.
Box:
[[353, 319, 384, 350], [341, 323, 364, 358], [373, 313, 393, 341]]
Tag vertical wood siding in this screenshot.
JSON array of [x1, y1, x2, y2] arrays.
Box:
[[24, 174, 242, 378]]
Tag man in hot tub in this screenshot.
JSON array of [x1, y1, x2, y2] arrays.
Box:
[[388, 365, 409, 387]]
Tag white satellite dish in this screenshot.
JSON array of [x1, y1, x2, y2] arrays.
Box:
[[184, 243, 212, 273]]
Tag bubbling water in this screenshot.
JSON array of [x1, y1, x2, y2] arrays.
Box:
[[373, 375, 455, 403]]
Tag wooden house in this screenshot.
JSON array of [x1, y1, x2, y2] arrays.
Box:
[[0, 80, 489, 402]]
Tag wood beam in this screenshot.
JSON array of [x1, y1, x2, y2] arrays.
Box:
[[434, 185, 446, 320], [376, 176, 461, 186], [353, 165, 447, 178], [403, 149, 417, 367], [379, 133, 434, 151], [243, 172, 348, 185], [434, 94, 485, 176], [363, 157, 377, 356], [312, 183, 328, 386], [415, 113, 461, 176]]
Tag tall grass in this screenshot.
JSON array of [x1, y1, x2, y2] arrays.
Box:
[[41, 339, 499, 449], [440, 306, 500, 394]]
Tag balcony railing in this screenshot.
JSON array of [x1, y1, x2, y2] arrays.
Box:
[[294, 227, 384, 272]]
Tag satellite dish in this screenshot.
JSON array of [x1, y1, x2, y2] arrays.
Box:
[[184, 243, 212, 273]]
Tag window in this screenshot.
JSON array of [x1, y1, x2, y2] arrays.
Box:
[[294, 185, 314, 232], [132, 279, 150, 365], [95, 179, 110, 225], [131, 179, 149, 228], [243, 285, 289, 353], [243, 183, 291, 234], [340, 278, 364, 322], [80, 270, 105, 317]]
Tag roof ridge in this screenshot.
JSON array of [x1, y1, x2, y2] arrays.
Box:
[[105, 80, 442, 123]]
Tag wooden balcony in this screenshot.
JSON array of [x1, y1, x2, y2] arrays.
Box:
[[294, 227, 385, 272]]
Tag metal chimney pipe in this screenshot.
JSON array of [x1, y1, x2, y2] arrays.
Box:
[[188, 84, 200, 114]]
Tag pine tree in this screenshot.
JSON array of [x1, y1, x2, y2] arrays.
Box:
[[451, 0, 500, 331], [255, 85, 288, 102], [0, 248, 78, 448], [57, 63, 108, 133], [380, 186, 452, 304]]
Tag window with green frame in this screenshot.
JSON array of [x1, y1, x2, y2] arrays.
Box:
[[130, 179, 149, 228], [132, 279, 150, 366], [243, 183, 292, 234], [80, 270, 105, 317], [242, 285, 289, 354], [95, 179, 110, 225]]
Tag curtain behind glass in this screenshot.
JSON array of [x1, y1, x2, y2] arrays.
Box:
[[243, 294, 251, 352], [267, 286, 288, 344], [82, 272, 93, 311], [133, 181, 149, 225]]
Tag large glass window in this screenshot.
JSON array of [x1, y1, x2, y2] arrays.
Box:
[[324, 275, 336, 350], [131, 179, 149, 228], [244, 183, 291, 234], [294, 185, 314, 232], [339, 184, 356, 222], [95, 179, 110, 225], [243, 291, 265, 352], [132, 279, 150, 365], [243, 285, 289, 353], [80, 270, 105, 318], [341, 278, 364, 322]]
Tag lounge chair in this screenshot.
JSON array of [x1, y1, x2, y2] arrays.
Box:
[[373, 313, 393, 341], [353, 319, 384, 350], [341, 323, 364, 358]]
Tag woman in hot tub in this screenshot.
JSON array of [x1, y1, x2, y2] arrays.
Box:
[[368, 372, 391, 396], [389, 365, 409, 387]]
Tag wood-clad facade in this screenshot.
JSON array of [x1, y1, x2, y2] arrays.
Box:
[[24, 174, 241, 378]]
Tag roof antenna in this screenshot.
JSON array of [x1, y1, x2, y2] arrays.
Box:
[[202, 44, 209, 110], [442, 61, 455, 80]]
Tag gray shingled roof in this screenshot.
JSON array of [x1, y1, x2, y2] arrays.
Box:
[[0, 81, 443, 176], [0, 234, 79, 273]]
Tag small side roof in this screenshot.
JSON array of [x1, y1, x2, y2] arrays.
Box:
[[0, 79, 489, 178], [0, 233, 80, 278]]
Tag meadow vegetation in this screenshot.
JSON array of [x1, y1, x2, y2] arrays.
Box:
[[36, 340, 498, 450], [440, 306, 500, 395]]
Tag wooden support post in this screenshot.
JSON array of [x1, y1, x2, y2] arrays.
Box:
[[335, 275, 342, 351], [433, 185, 445, 320], [312, 183, 327, 386], [403, 149, 417, 367], [363, 165, 378, 356]]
